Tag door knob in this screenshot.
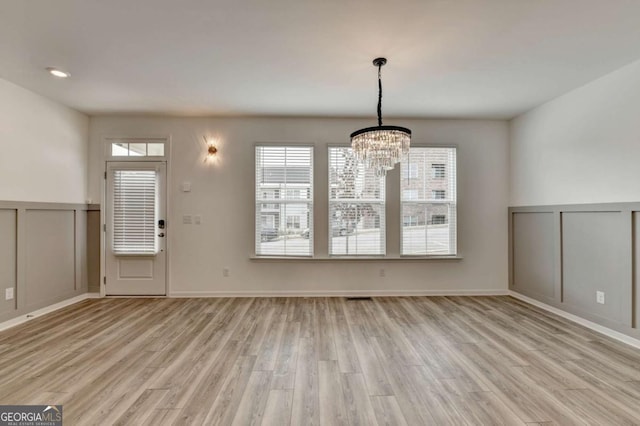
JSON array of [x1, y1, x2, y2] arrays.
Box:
[[158, 233, 165, 237]]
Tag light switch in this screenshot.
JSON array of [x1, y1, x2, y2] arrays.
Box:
[[194, 215, 202, 225], [183, 215, 192, 225], [182, 182, 192, 192]]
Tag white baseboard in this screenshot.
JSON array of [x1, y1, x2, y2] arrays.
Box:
[[509, 291, 640, 350], [0, 292, 100, 332], [169, 289, 509, 298]]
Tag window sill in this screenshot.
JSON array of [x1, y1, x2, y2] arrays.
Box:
[[250, 255, 463, 261]]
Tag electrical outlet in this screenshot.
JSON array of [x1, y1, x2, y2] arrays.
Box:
[[182, 215, 192, 225], [596, 291, 605, 305], [5, 287, 14, 300], [379, 268, 385, 277], [223, 268, 230, 277]]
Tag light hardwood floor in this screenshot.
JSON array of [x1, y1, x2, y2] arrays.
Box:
[[1, 296, 639, 425]]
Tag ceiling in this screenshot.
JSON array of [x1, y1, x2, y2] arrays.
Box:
[[2, 0, 640, 119]]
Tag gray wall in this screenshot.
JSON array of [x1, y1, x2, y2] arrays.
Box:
[[89, 116, 509, 295], [509, 203, 639, 339], [509, 58, 640, 206], [0, 78, 89, 204], [0, 201, 99, 323]]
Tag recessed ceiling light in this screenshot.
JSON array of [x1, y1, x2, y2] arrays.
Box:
[[46, 67, 70, 78]]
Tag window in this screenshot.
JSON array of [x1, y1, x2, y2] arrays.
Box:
[[261, 215, 275, 228], [329, 147, 385, 255], [401, 147, 456, 255], [431, 215, 446, 225], [286, 216, 301, 229], [286, 189, 302, 199], [110, 141, 165, 157], [255, 146, 313, 256], [112, 170, 158, 255], [403, 215, 418, 226], [403, 189, 419, 200], [402, 163, 418, 179], [432, 163, 445, 179]]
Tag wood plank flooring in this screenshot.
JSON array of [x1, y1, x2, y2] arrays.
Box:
[[0, 296, 639, 425]]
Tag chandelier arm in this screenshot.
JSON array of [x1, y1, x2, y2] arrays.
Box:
[[377, 64, 383, 126]]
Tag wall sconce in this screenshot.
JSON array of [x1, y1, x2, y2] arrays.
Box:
[[204, 136, 218, 162]]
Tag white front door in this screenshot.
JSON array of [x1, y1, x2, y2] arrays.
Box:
[[105, 161, 167, 295]]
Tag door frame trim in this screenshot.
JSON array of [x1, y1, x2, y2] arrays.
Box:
[[100, 135, 171, 298]]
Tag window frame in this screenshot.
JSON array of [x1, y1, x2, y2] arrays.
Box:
[[105, 137, 169, 160], [254, 143, 314, 257], [400, 145, 458, 257]]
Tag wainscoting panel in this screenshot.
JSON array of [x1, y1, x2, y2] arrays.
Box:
[[510, 203, 639, 340], [25, 210, 76, 310], [562, 211, 631, 327], [0, 201, 97, 323], [511, 212, 555, 303], [87, 210, 101, 293], [0, 209, 17, 315], [634, 212, 640, 329]]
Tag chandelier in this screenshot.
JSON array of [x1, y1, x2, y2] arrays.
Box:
[[351, 57, 411, 177]]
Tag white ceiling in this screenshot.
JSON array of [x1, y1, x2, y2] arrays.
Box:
[[2, 0, 640, 118]]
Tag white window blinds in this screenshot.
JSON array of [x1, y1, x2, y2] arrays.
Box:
[[255, 146, 313, 256], [401, 147, 457, 255], [329, 147, 385, 256], [112, 170, 158, 255]]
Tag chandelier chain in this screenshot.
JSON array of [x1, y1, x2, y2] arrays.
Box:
[[377, 64, 383, 126]]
